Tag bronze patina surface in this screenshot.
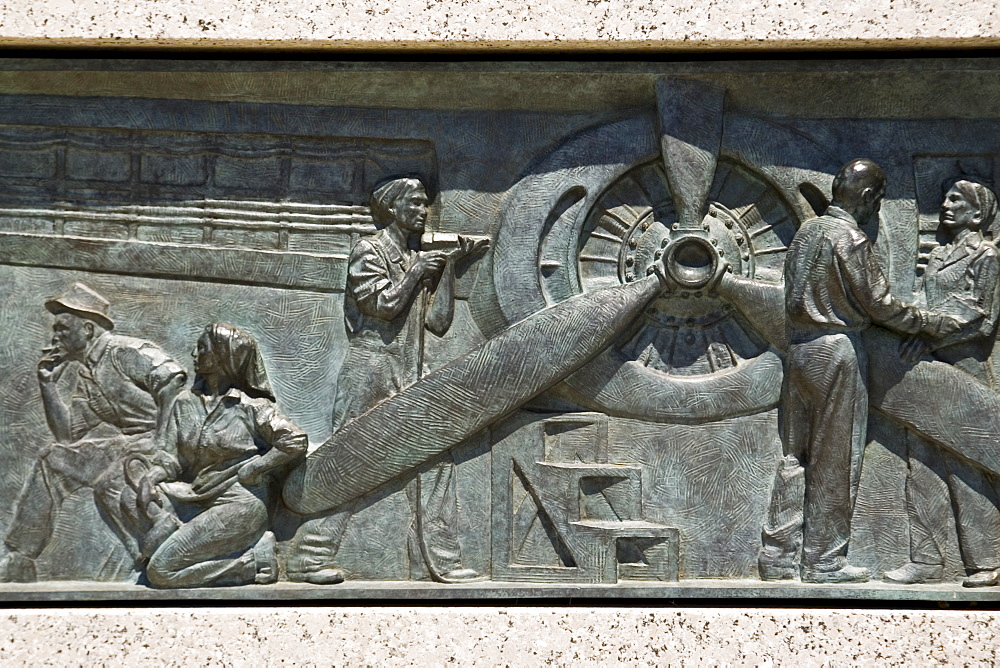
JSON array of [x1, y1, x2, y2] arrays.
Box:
[[2, 58, 1000, 600]]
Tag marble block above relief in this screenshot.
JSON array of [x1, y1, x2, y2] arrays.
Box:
[[4, 58, 1000, 601]]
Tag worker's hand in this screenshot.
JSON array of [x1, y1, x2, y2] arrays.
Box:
[[456, 235, 490, 260], [899, 335, 930, 364], [936, 316, 962, 337], [238, 458, 267, 486], [413, 250, 449, 278], [37, 347, 67, 385], [137, 473, 164, 512]]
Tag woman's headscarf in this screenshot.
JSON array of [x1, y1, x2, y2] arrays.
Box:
[[369, 177, 424, 228], [953, 179, 999, 235], [193, 322, 275, 400]]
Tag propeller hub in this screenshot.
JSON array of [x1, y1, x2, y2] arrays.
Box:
[[664, 234, 719, 290]]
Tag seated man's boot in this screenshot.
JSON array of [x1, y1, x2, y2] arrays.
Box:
[[883, 562, 945, 585], [962, 568, 1000, 588], [0, 551, 37, 583]]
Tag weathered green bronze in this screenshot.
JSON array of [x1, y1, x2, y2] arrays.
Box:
[[1, 58, 1000, 600]]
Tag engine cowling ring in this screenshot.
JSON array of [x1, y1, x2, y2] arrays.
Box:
[[486, 114, 830, 422]]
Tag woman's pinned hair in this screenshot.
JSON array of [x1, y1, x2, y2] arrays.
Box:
[[194, 322, 274, 400], [369, 177, 424, 228], [953, 179, 999, 234]]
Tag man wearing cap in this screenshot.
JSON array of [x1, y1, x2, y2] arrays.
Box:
[[0, 283, 186, 582]]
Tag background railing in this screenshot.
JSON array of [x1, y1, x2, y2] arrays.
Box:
[[0, 123, 435, 291]]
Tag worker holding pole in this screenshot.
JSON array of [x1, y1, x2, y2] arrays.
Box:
[[285, 176, 487, 585]]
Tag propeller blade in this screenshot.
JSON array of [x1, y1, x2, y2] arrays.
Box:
[[283, 275, 666, 514], [656, 77, 727, 231]]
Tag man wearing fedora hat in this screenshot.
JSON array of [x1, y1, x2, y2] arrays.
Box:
[[0, 282, 186, 582]]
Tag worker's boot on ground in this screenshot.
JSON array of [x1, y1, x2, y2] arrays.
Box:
[[962, 568, 1000, 588], [883, 562, 945, 585], [758, 560, 798, 581], [801, 563, 870, 584], [0, 551, 36, 583]]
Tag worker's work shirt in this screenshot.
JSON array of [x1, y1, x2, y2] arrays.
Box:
[[342, 231, 424, 366], [71, 332, 186, 439], [920, 233, 1000, 384], [334, 230, 426, 429], [159, 388, 307, 503], [784, 206, 932, 342]]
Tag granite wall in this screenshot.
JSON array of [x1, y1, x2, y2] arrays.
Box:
[[1, 2, 999, 661]]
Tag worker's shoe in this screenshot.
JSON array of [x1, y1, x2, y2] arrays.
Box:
[[883, 562, 945, 585], [439, 568, 485, 583], [801, 564, 870, 584], [963, 568, 1000, 588], [759, 560, 798, 581], [288, 567, 345, 585], [0, 551, 37, 583]]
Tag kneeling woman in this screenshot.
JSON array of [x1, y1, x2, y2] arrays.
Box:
[[134, 323, 307, 588]]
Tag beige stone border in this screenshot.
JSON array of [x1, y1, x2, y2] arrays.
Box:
[[0, 0, 998, 50], [1, 37, 1000, 50], [1, 28, 998, 661], [0, 607, 996, 664]]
